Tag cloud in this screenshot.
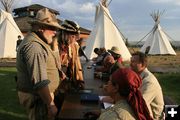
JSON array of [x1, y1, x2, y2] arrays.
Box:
[[79, 2, 95, 13], [13, 0, 31, 8], [3, 0, 180, 41], [54, 1, 96, 28], [149, 0, 180, 5], [164, 16, 180, 20], [57, 1, 95, 14], [150, 0, 174, 3]]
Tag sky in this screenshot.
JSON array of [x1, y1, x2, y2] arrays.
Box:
[[1, 0, 180, 41]]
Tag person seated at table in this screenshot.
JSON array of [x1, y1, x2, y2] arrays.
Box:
[[130, 52, 164, 119], [92, 48, 101, 61], [98, 68, 153, 120], [95, 47, 111, 66], [108, 46, 123, 64], [95, 55, 123, 81]]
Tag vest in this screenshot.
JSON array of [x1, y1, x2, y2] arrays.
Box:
[[17, 33, 60, 93]]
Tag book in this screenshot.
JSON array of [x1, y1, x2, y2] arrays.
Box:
[[80, 93, 99, 104]]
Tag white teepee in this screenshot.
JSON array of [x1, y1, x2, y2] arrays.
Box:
[[140, 11, 176, 55], [84, 2, 131, 61], [0, 9, 23, 58]]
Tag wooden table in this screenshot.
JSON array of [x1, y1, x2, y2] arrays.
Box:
[[58, 94, 101, 120], [58, 61, 106, 120]]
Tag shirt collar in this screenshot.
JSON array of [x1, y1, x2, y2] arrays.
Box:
[[140, 68, 148, 80]]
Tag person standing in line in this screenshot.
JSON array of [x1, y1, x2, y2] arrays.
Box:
[[16, 8, 65, 120], [130, 51, 164, 120], [77, 38, 89, 62], [61, 19, 84, 90]]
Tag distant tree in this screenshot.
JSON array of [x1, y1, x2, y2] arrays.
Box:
[[170, 42, 177, 50], [125, 38, 130, 47], [0, 0, 14, 13]]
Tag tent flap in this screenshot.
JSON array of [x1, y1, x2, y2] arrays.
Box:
[[0, 9, 23, 58]]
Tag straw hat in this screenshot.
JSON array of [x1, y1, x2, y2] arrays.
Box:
[[61, 19, 80, 33], [29, 8, 64, 30], [108, 46, 121, 55]]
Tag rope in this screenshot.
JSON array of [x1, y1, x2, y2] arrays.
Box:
[[108, 0, 113, 6], [135, 28, 153, 46]]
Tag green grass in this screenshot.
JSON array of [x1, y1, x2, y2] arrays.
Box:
[[155, 73, 180, 104], [0, 67, 27, 120], [0, 67, 179, 120]]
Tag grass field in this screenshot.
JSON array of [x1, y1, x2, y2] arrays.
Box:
[[0, 67, 27, 120], [129, 48, 180, 68], [0, 66, 180, 120]]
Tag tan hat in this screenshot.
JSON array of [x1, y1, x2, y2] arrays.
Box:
[[29, 8, 64, 30], [108, 46, 121, 55], [61, 19, 80, 33]]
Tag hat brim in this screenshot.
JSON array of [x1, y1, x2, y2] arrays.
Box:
[[61, 25, 80, 33], [28, 20, 64, 30], [108, 50, 121, 55], [63, 28, 78, 33], [61, 20, 80, 33]]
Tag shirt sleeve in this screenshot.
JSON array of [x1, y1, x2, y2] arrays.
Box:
[[23, 42, 49, 89]]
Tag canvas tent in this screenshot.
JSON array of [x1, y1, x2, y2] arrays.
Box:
[[84, 2, 131, 61], [140, 11, 176, 55], [0, 9, 23, 58]]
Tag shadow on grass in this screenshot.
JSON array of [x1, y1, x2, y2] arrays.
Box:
[[0, 109, 27, 120], [0, 67, 28, 120]]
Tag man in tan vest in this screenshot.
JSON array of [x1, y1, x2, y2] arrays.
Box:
[[16, 8, 65, 120]]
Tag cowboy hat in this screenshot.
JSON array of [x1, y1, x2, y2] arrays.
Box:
[[61, 19, 80, 33], [29, 8, 64, 30], [108, 46, 121, 55]]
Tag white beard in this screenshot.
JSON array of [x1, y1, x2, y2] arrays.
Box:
[[43, 33, 54, 44]]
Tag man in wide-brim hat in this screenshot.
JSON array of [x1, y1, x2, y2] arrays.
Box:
[[108, 46, 121, 55], [29, 8, 64, 30], [60, 19, 85, 90], [108, 46, 123, 64], [16, 8, 65, 120]]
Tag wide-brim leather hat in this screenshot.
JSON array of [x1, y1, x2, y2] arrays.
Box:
[[108, 46, 121, 55], [61, 19, 80, 33], [29, 8, 64, 30]]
